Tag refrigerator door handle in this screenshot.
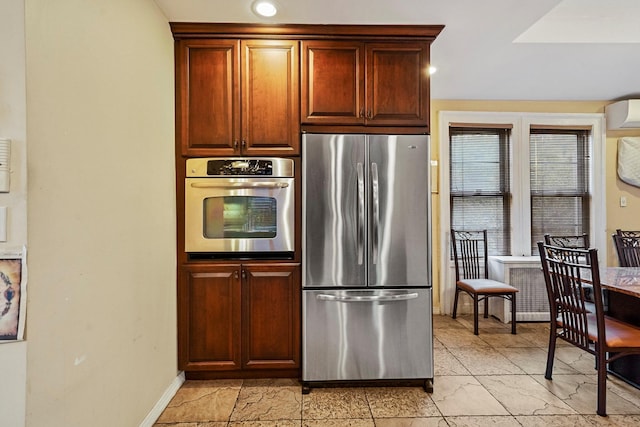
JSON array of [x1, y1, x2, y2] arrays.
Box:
[[371, 162, 380, 265], [316, 292, 419, 302], [357, 162, 365, 265]]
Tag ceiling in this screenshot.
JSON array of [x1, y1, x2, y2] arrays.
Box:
[[154, 0, 640, 101]]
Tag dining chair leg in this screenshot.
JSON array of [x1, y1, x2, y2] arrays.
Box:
[[510, 293, 517, 334], [473, 294, 479, 335], [483, 296, 489, 318], [545, 324, 556, 380], [596, 350, 607, 416], [452, 287, 460, 319]]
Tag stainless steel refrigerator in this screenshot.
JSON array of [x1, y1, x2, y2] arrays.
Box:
[[302, 133, 433, 392]]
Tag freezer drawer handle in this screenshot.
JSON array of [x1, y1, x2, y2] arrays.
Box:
[[316, 292, 419, 302], [189, 182, 289, 189]]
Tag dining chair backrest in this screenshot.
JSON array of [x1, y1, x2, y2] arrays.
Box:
[[451, 230, 488, 282], [613, 234, 640, 267], [543, 233, 590, 249], [616, 229, 640, 238], [537, 242, 604, 352]]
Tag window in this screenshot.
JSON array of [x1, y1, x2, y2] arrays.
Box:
[[529, 128, 590, 254], [440, 112, 605, 259], [449, 126, 511, 255]]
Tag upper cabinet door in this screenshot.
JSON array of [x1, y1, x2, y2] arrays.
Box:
[[301, 40, 430, 129], [177, 39, 240, 157], [301, 41, 365, 125], [176, 39, 299, 157], [366, 43, 430, 127], [241, 40, 300, 156]]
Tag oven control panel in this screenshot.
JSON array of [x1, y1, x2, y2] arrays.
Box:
[[208, 159, 273, 175], [187, 157, 294, 178]]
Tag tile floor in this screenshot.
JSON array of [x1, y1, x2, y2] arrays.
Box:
[[154, 315, 640, 426]]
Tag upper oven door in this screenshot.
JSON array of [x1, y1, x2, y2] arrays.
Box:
[[185, 177, 294, 253]]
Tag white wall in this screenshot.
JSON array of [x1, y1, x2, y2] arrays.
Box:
[[25, 0, 177, 426], [0, 0, 28, 425]]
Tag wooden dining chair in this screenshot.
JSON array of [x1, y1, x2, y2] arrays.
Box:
[[451, 229, 518, 335], [538, 242, 640, 416], [613, 234, 640, 267]]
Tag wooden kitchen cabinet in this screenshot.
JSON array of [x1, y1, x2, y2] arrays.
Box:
[[301, 40, 431, 128], [178, 263, 300, 376], [176, 39, 300, 157]]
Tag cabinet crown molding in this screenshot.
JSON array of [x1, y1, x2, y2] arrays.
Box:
[[170, 23, 445, 40]]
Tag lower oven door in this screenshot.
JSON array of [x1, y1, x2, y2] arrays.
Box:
[[185, 177, 294, 254]]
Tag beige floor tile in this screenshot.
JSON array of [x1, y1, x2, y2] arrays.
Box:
[[153, 423, 226, 427], [553, 346, 598, 374], [375, 417, 448, 426], [478, 330, 546, 348], [453, 315, 511, 332], [303, 420, 374, 427], [531, 374, 640, 415], [430, 375, 509, 416], [230, 381, 302, 421], [448, 347, 525, 375], [515, 414, 593, 426], [433, 328, 491, 349], [365, 387, 440, 418], [606, 374, 640, 408], [583, 414, 640, 426], [476, 375, 576, 415], [434, 347, 471, 376], [229, 421, 302, 427], [494, 347, 579, 375], [444, 416, 521, 426], [302, 387, 371, 419], [433, 337, 445, 349], [433, 315, 466, 329], [156, 380, 242, 423]]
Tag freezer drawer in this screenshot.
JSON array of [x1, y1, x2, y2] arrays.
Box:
[[302, 288, 433, 382]]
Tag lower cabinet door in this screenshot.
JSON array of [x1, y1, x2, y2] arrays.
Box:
[[242, 263, 301, 370], [178, 264, 242, 371]]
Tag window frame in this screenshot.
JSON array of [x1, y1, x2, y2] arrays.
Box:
[[438, 111, 606, 314]]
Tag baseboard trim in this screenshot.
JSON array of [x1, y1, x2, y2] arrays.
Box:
[[139, 371, 185, 427]]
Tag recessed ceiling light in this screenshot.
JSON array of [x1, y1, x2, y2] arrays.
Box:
[[252, 1, 278, 18]]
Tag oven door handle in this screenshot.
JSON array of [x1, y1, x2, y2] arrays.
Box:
[[189, 182, 289, 189]]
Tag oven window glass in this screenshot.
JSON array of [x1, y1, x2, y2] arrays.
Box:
[[203, 196, 277, 238]]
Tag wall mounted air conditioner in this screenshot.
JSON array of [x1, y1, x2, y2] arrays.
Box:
[[606, 100, 640, 130]]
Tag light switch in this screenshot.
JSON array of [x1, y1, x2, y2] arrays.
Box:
[[620, 196, 627, 207]]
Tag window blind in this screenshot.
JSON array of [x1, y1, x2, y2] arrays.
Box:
[[450, 127, 511, 255], [530, 129, 590, 254]]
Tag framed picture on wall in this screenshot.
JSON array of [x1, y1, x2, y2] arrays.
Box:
[[0, 248, 26, 341]]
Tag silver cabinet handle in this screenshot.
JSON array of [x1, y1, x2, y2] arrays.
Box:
[[190, 182, 289, 189], [357, 162, 365, 265], [316, 293, 419, 302], [371, 162, 379, 265]]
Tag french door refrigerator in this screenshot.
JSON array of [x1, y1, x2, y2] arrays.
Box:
[[302, 133, 433, 392]]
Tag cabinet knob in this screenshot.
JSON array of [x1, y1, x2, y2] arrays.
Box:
[[241, 139, 247, 148], [367, 110, 373, 119], [242, 270, 247, 279], [233, 140, 239, 150], [234, 270, 239, 279], [359, 109, 364, 118]]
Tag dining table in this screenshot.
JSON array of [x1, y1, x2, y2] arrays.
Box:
[[598, 266, 640, 388]]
